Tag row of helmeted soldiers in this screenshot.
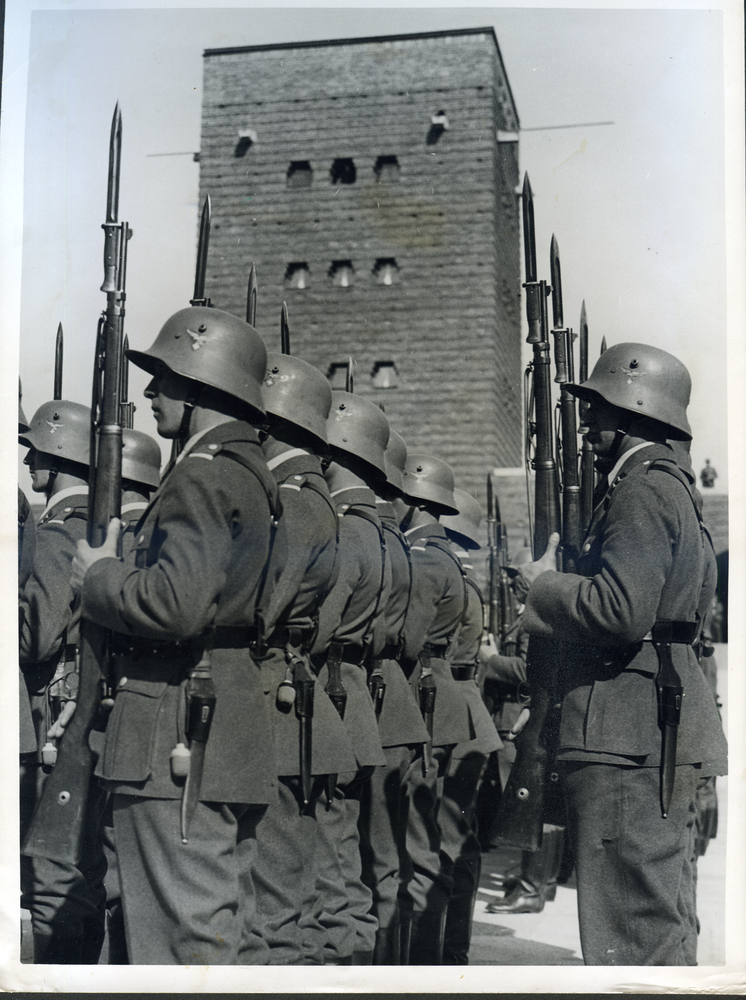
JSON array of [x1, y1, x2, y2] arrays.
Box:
[[18, 299, 515, 966]]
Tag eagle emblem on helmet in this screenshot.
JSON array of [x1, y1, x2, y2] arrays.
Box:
[[621, 365, 646, 385], [187, 328, 209, 351], [46, 419, 64, 433]]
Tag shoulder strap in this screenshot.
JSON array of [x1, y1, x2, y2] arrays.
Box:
[[425, 535, 469, 649], [382, 520, 414, 646], [343, 506, 387, 653]]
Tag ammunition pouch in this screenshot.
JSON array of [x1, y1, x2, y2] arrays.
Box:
[[367, 659, 387, 716], [422, 642, 448, 659], [379, 642, 403, 661], [644, 620, 698, 645]]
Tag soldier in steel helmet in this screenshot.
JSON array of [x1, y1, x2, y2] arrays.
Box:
[[300, 388, 390, 965], [395, 453, 473, 965], [356, 429, 430, 965], [513, 343, 727, 965], [70, 305, 280, 964], [18, 382, 36, 757], [439, 489, 502, 963], [247, 350, 357, 965], [19, 399, 107, 963]]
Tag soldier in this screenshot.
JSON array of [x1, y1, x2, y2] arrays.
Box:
[[249, 351, 357, 965], [71, 306, 280, 964], [18, 383, 36, 756], [358, 429, 429, 964], [19, 399, 107, 964], [396, 454, 473, 965], [514, 343, 727, 965], [439, 489, 501, 964], [301, 389, 389, 965]]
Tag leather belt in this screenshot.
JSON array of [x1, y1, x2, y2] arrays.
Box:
[[63, 644, 78, 663], [266, 625, 314, 651], [643, 620, 698, 645], [379, 642, 402, 660], [451, 665, 477, 681], [311, 642, 368, 671], [112, 625, 258, 657], [422, 643, 448, 659], [484, 678, 531, 703]]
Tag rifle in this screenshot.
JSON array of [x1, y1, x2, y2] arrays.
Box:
[[493, 173, 564, 852], [23, 104, 131, 864], [485, 474, 500, 638], [578, 301, 595, 531], [498, 519, 517, 657], [54, 323, 63, 400]]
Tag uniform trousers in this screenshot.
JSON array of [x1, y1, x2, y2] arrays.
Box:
[[562, 761, 699, 966], [112, 794, 269, 965], [358, 743, 418, 961], [249, 776, 325, 965], [440, 751, 488, 964], [300, 770, 378, 962], [398, 744, 455, 964]]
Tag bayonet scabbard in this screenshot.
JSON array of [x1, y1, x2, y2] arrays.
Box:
[[652, 633, 683, 818]]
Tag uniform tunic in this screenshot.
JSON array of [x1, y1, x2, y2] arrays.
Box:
[[521, 443, 727, 965], [80, 421, 279, 965], [19, 487, 106, 962], [249, 449, 356, 966], [19, 488, 36, 754]]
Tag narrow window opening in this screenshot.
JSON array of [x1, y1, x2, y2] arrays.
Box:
[[374, 155, 400, 183], [287, 161, 313, 188], [427, 110, 450, 146], [373, 258, 399, 286], [371, 361, 398, 389], [330, 158, 356, 185], [329, 260, 355, 287], [327, 362, 350, 389], [284, 263, 310, 289]]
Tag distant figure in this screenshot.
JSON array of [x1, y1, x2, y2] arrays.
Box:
[[700, 459, 718, 489]]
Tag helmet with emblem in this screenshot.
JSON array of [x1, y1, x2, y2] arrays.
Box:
[[566, 342, 692, 440], [127, 306, 267, 420], [506, 545, 533, 578], [402, 453, 459, 516], [19, 400, 91, 466], [384, 429, 407, 495], [262, 352, 332, 449], [18, 378, 29, 434], [122, 428, 162, 489], [441, 489, 483, 549], [327, 390, 390, 481]]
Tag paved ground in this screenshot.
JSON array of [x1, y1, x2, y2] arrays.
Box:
[[469, 644, 728, 966]]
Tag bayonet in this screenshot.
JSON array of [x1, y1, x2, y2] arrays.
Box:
[[346, 357, 354, 394], [600, 335, 607, 356], [578, 301, 595, 529], [651, 627, 683, 818], [120, 335, 134, 429], [246, 263, 257, 327], [522, 174, 542, 346], [180, 643, 217, 842], [190, 195, 212, 308], [486, 474, 500, 638], [54, 323, 64, 400], [281, 302, 291, 355]]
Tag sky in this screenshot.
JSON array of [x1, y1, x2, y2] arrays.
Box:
[[2, 1, 746, 991], [6, 4, 739, 497]]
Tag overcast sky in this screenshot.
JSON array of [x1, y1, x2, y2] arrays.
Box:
[[6, 4, 737, 496]]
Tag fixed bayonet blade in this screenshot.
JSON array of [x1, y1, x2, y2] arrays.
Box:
[[246, 263, 257, 327], [54, 323, 63, 400], [579, 301, 588, 383], [346, 357, 354, 393], [549, 235, 564, 330], [281, 302, 291, 355], [600, 335, 607, 356], [522, 173, 537, 283], [486, 473, 494, 523], [105, 104, 122, 225], [191, 195, 212, 307]]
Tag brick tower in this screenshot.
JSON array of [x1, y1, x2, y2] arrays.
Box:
[[198, 28, 521, 501]]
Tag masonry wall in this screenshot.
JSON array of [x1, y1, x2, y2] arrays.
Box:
[[199, 30, 521, 503]]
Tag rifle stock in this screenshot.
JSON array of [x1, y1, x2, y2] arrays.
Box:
[[23, 105, 129, 865]]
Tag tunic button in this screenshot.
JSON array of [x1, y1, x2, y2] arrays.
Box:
[[293, 475, 303, 481], [64, 507, 72, 512], [138, 534, 145, 543], [582, 543, 591, 553], [208, 444, 218, 450], [117, 676, 128, 688]]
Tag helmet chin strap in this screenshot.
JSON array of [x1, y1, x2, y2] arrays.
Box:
[[609, 411, 633, 460], [398, 504, 416, 533], [178, 385, 202, 442]]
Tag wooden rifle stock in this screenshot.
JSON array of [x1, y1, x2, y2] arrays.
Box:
[[23, 105, 129, 865], [485, 474, 500, 638]]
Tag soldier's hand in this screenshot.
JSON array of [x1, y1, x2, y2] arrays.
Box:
[[519, 532, 561, 587], [71, 518, 122, 592], [505, 706, 530, 741], [479, 633, 499, 665], [47, 699, 76, 739]]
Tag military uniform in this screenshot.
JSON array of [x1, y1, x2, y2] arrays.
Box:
[[249, 449, 357, 965], [303, 484, 388, 963], [357, 500, 429, 964], [398, 521, 472, 964], [19, 486, 107, 964], [522, 442, 728, 964], [80, 421, 279, 965], [441, 553, 501, 964], [19, 488, 36, 755]]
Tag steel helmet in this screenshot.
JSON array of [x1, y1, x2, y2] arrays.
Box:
[[506, 545, 533, 577], [18, 378, 29, 433], [127, 306, 267, 419], [384, 429, 407, 494], [327, 390, 389, 481], [566, 342, 692, 440], [19, 400, 91, 466], [402, 453, 459, 515], [262, 353, 332, 449], [122, 429, 162, 489], [441, 489, 483, 549]]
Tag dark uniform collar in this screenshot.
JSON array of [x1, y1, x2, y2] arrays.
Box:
[[608, 441, 676, 487], [375, 499, 396, 520]]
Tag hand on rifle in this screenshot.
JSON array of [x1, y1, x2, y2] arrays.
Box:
[[479, 633, 499, 667], [71, 518, 122, 592], [516, 532, 561, 590], [505, 706, 530, 741], [47, 699, 77, 739]]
